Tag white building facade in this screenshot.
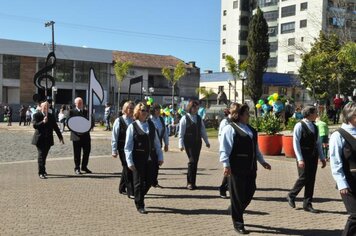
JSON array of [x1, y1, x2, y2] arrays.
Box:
[[220, 0, 356, 74]]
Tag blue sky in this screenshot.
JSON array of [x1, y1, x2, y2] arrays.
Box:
[[0, 0, 221, 71]]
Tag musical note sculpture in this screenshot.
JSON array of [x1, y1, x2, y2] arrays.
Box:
[[33, 52, 56, 102], [67, 68, 104, 134]]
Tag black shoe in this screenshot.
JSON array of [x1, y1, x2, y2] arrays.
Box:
[[152, 184, 164, 189], [234, 226, 249, 234], [44, 172, 48, 177], [128, 195, 135, 199], [137, 208, 148, 214], [187, 184, 194, 190], [286, 195, 295, 208], [303, 205, 319, 213], [75, 169, 82, 175], [220, 191, 228, 199], [39, 174, 47, 179], [81, 168, 92, 174], [119, 190, 127, 195]]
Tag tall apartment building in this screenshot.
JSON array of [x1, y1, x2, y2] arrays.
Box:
[[220, 0, 356, 74]]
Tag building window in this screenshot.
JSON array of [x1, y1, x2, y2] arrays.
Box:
[[278, 87, 287, 95], [288, 54, 295, 62], [270, 42, 278, 52], [240, 0, 249, 11], [268, 26, 278, 37], [263, 85, 269, 95], [3, 55, 20, 79], [281, 22, 295, 34], [233, 1, 238, 8], [287, 71, 294, 74], [257, 0, 278, 7], [222, 53, 226, 59], [301, 37, 304, 42], [300, 19, 307, 28], [223, 24, 227, 31], [263, 11, 279, 21], [288, 38, 295, 46], [219, 86, 224, 93], [222, 67, 226, 72], [239, 16, 249, 26], [268, 57, 278, 67], [222, 39, 226, 45], [239, 30, 248, 40], [239, 46, 248, 55], [281, 5, 296, 17], [300, 2, 308, 11], [55, 59, 74, 82], [223, 10, 227, 16]]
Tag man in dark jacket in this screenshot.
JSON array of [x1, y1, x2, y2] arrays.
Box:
[[32, 101, 64, 179]]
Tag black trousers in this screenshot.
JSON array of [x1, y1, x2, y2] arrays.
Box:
[[288, 157, 318, 207], [37, 145, 51, 175], [220, 176, 229, 193], [118, 151, 133, 196], [19, 116, 26, 126], [185, 141, 202, 186], [229, 173, 256, 226], [341, 191, 356, 236], [132, 159, 152, 209], [73, 138, 91, 170], [151, 161, 159, 186]]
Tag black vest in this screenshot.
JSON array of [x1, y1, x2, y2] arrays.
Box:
[[184, 114, 202, 147], [229, 123, 258, 175], [337, 128, 356, 192], [132, 120, 156, 165], [300, 121, 318, 158], [117, 116, 128, 151]]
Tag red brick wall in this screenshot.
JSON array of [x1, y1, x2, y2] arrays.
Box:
[[20, 56, 36, 103]]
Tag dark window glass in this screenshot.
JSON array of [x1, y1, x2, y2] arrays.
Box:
[[268, 57, 278, 67], [233, 1, 238, 8], [222, 53, 226, 59], [239, 30, 248, 40], [300, 19, 307, 28], [263, 11, 279, 21], [257, 0, 278, 7], [240, 0, 249, 11], [281, 5, 296, 17], [288, 38, 295, 46], [300, 2, 308, 11], [222, 39, 226, 45], [3, 55, 20, 79], [240, 16, 249, 26], [270, 42, 278, 52], [281, 22, 295, 34], [288, 54, 295, 62], [223, 10, 227, 16], [223, 25, 226, 31], [239, 46, 248, 55], [268, 26, 278, 36]]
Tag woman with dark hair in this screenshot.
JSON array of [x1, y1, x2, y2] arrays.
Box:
[[178, 100, 210, 190], [149, 103, 169, 188], [329, 102, 356, 236], [220, 104, 271, 234], [124, 102, 163, 214]]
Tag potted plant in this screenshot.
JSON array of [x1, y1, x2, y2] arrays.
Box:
[[282, 117, 298, 158], [258, 113, 283, 155]]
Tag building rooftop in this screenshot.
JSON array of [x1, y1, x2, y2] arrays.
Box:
[[112, 51, 195, 69]]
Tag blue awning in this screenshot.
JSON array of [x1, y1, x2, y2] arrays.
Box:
[[263, 73, 300, 86]]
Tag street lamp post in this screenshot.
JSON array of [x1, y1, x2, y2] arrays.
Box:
[[227, 79, 231, 105], [240, 71, 247, 104]]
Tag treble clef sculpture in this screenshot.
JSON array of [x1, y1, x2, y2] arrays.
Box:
[[33, 52, 56, 102]]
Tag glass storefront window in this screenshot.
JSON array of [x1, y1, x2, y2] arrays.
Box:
[[3, 55, 20, 79]]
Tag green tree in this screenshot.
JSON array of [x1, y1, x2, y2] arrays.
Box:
[[299, 32, 343, 100], [162, 61, 187, 111], [338, 42, 356, 71], [246, 7, 270, 115], [225, 55, 248, 103], [114, 60, 132, 110], [195, 87, 215, 108]]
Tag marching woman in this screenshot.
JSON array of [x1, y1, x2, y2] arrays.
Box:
[[112, 101, 135, 197], [219, 104, 271, 234], [149, 103, 169, 188], [124, 102, 163, 214], [178, 100, 210, 190]]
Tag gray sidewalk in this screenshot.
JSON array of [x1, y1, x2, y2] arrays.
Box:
[[0, 123, 347, 235]]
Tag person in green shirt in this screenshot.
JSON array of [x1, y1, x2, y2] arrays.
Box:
[[315, 117, 329, 160]]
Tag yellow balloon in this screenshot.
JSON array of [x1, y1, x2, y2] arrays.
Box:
[[165, 111, 170, 116], [255, 104, 261, 109], [160, 109, 164, 114], [273, 93, 279, 101], [268, 100, 274, 106]]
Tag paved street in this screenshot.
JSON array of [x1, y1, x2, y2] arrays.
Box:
[[0, 123, 347, 235]]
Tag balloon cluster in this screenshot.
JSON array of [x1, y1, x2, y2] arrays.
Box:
[[146, 97, 154, 106], [255, 93, 279, 109]]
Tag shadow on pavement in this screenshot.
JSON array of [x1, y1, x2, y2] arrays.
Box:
[[147, 193, 219, 199], [46, 173, 118, 179], [256, 187, 290, 192], [245, 224, 343, 236], [253, 196, 342, 203]]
